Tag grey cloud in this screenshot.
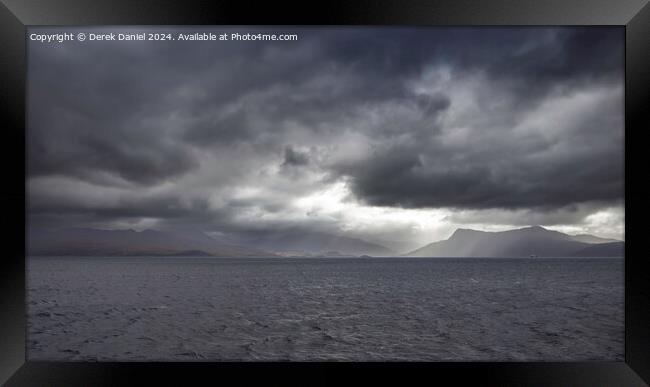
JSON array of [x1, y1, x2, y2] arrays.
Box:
[[26, 26, 624, 239], [282, 146, 310, 167], [443, 202, 619, 227], [29, 186, 214, 221]]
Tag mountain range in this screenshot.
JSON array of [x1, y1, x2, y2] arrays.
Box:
[[27, 225, 623, 258], [406, 226, 623, 257], [27, 227, 394, 257], [231, 230, 395, 257], [27, 228, 273, 257]]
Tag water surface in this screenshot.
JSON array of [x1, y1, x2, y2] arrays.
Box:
[[27, 257, 624, 361]]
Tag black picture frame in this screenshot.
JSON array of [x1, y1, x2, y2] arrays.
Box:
[[1, 0, 649, 385]]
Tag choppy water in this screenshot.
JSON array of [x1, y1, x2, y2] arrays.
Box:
[[27, 257, 623, 361]]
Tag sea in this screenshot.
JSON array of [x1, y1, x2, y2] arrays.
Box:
[[26, 256, 624, 361]]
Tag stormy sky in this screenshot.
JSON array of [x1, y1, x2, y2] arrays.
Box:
[[27, 27, 624, 250]]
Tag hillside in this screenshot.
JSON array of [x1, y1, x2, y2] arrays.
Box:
[[27, 228, 275, 257], [407, 226, 623, 258]]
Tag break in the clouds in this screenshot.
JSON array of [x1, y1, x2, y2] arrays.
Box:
[[27, 27, 624, 247]]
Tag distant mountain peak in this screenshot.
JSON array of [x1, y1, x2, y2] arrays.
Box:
[[408, 225, 623, 258]]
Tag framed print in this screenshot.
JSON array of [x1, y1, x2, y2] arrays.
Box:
[[1, 0, 649, 385]]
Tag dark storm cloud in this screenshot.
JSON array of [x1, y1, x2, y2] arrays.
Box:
[[27, 26, 623, 232], [282, 146, 310, 167], [336, 104, 624, 211], [28, 181, 215, 221], [489, 28, 623, 86], [343, 154, 623, 210]]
